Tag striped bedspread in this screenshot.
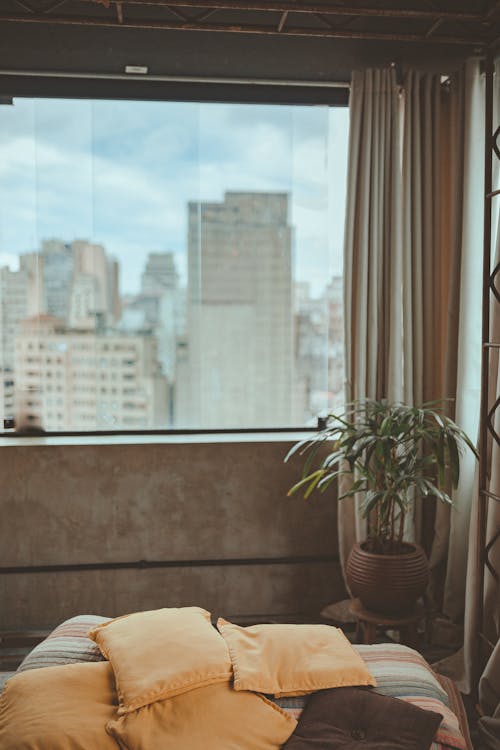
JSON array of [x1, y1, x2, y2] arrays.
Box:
[[1, 616, 473, 750]]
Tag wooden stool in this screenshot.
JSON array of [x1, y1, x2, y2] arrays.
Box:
[[349, 598, 422, 649]]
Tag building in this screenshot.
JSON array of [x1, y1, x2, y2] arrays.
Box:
[[175, 191, 294, 428], [14, 315, 169, 432], [0, 258, 45, 427], [70, 241, 121, 329], [41, 239, 74, 321], [141, 252, 179, 296], [122, 252, 186, 389]]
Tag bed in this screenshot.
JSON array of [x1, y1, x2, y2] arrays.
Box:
[[0, 612, 474, 750]]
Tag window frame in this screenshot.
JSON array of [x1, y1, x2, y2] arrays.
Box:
[[0, 72, 348, 438]]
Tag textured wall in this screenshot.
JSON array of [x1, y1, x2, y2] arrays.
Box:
[[0, 439, 343, 629]]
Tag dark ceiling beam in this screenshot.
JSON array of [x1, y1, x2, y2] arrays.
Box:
[[43, 0, 71, 11], [13, 0, 35, 11], [195, 8, 217, 22], [0, 12, 486, 45], [277, 10, 287, 32], [425, 17, 443, 38], [486, 0, 500, 19], [314, 13, 335, 29], [82, 0, 489, 23], [164, 5, 189, 21]]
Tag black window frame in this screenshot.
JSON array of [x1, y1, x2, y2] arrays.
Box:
[[0, 72, 349, 438]]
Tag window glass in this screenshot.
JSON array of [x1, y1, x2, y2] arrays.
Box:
[[0, 96, 348, 431]]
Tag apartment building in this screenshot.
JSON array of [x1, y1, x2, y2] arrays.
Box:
[[14, 315, 168, 432]]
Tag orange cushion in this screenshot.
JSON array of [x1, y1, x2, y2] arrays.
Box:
[[0, 661, 118, 750], [107, 681, 297, 750], [89, 606, 232, 713], [217, 618, 376, 696]]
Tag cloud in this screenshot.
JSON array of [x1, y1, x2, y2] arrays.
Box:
[[0, 97, 349, 295]]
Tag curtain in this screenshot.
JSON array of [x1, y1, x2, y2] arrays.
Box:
[[430, 61, 485, 620], [341, 67, 402, 566], [401, 70, 466, 556], [463, 222, 500, 744], [341, 66, 468, 571], [342, 55, 500, 742], [462, 56, 500, 746]]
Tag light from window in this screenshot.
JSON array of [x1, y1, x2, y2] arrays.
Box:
[[0, 96, 348, 432]]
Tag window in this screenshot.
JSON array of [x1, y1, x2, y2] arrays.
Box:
[[0, 93, 348, 432]]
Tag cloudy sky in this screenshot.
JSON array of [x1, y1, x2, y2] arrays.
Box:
[[0, 96, 349, 296]]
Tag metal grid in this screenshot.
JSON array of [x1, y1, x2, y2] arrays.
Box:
[[477, 52, 500, 683], [0, 0, 499, 49]]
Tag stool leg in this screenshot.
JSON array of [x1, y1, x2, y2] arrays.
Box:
[[401, 622, 418, 649], [363, 622, 377, 645], [355, 619, 363, 643]]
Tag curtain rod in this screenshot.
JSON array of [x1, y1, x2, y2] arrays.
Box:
[[0, 68, 351, 89]]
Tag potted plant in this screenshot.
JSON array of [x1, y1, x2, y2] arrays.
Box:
[[286, 399, 478, 615]]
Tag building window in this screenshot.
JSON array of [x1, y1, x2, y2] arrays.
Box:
[[0, 95, 348, 433]]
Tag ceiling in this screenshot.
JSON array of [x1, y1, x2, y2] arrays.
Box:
[[2, 0, 500, 52]]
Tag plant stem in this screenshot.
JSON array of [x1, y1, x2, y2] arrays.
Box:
[[398, 506, 405, 546]]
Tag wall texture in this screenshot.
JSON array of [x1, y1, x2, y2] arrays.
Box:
[[0, 439, 343, 629]]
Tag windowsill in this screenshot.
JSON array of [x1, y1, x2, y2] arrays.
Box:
[[0, 431, 315, 448]]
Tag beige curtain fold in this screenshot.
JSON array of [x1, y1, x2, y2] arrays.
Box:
[[402, 70, 448, 410], [341, 67, 402, 568], [462, 58, 500, 740], [344, 68, 402, 404], [401, 70, 463, 554], [440, 60, 486, 621], [463, 223, 500, 745], [342, 55, 500, 739], [342, 66, 468, 572]]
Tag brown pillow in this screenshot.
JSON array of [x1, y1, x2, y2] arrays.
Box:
[[282, 686, 443, 750], [0, 662, 118, 750], [217, 618, 376, 696], [89, 606, 232, 713]]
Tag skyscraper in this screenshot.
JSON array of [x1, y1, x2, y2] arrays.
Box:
[[176, 192, 293, 428], [14, 314, 169, 432], [141, 252, 179, 296]]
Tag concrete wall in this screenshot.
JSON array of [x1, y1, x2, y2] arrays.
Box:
[[0, 438, 343, 629]]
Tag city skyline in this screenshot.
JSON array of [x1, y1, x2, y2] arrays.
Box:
[[0, 190, 344, 432]]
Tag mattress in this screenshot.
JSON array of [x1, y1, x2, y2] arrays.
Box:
[[0, 615, 474, 750]]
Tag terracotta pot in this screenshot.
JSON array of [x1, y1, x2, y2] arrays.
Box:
[[345, 541, 429, 616]]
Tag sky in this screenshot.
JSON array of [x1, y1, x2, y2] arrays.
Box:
[[0, 96, 349, 297]]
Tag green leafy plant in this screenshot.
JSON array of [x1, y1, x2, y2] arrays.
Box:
[[286, 399, 478, 555]]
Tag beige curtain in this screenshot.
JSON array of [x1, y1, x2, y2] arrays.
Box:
[[401, 71, 466, 556], [439, 61, 485, 620], [341, 67, 403, 566], [463, 221, 500, 747], [342, 56, 500, 742], [462, 57, 500, 746], [342, 67, 468, 572]]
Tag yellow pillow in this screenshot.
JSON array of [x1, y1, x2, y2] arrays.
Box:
[[89, 606, 232, 713], [0, 662, 118, 750], [217, 618, 376, 696], [107, 681, 297, 750]]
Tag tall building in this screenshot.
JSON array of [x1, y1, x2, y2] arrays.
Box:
[[70, 240, 120, 328], [0, 260, 44, 426], [41, 239, 74, 321], [141, 252, 179, 296], [14, 315, 168, 432], [123, 252, 185, 387], [176, 191, 293, 428]]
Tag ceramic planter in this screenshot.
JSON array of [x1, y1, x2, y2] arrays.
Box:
[[345, 541, 429, 615]]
